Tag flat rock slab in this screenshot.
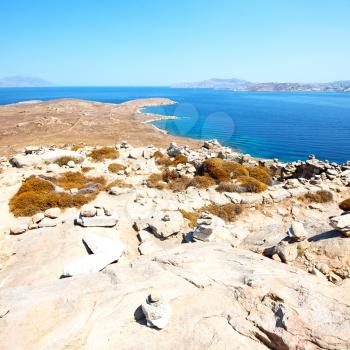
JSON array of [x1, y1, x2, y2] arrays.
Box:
[[76, 214, 118, 227], [1, 243, 349, 349]]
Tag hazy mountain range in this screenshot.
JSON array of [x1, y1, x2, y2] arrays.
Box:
[[0, 76, 54, 87], [172, 78, 350, 92]]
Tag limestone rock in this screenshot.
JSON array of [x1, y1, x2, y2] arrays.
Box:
[[276, 241, 298, 263], [44, 208, 61, 219], [138, 241, 159, 255], [10, 224, 27, 235], [287, 221, 307, 241], [1, 244, 350, 349], [80, 204, 97, 217], [330, 214, 350, 237], [38, 218, 58, 228], [76, 213, 118, 227], [141, 293, 172, 329], [147, 211, 184, 238], [32, 213, 45, 224]]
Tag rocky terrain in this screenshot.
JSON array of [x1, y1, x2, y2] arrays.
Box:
[[1, 135, 350, 349], [173, 78, 350, 92]]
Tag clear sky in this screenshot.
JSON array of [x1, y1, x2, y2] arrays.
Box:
[[0, 0, 349, 86]]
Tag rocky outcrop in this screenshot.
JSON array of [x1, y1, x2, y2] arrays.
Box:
[[1, 243, 349, 349]]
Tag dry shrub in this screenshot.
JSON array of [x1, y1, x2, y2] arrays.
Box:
[[168, 177, 192, 192], [216, 182, 242, 193], [189, 176, 215, 189], [171, 154, 188, 166], [147, 173, 167, 190], [201, 158, 229, 182], [106, 179, 132, 190], [81, 166, 94, 173], [108, 163, 126, 173], [179, 209, 200, 228], [162, 169, 179, 182], [51, 171, 106, 190], [55, 156, 81, 167], [201, 158, 249, 183], [204, 203, 243, 222], [9, 176, 93, 217], [71, 145, 83, 151], [153, 151, 164, 159], [304, 190, 333, 203], [88, 147, 119, 162], [223, 162, 249, 178], [248, 166, 272, 184], [339, 198, 350, 211], [17, 176, 54, 195], [237, 176, 268, 193]]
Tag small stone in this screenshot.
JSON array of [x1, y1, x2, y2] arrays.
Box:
[[10, 224, 28, 235], [44, 207, 61, 219], [28, 223, 39, 230], [276, 241, 298, 263], [38, 218, 58, 228], [80, 204, 97, 217], [70, 188, 78, 194], [287, 221, 307, 242], [104, 207, 113, 216], [149, 291, 161, 303], [67, 160, 75, 168], [32, 212, 45, 224]]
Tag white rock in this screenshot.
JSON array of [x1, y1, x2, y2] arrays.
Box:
[[80, 204, 97, 217], [141, 295, 172, 329], [67, 160, 75, 168], [76, 213, 118, 227], [330, 214, 350, 237], [138, 242, 159, 255], [129, 148, 143, 159], [46, 163, 60, 173], [287, 221, 307, 242], [276, 241, 298, 263], [38, 218, 58, 228], [83, 232, 125, 257], [62, 254, 117, 277], [32, 213, 45, 224], [10, 224, 28, 235], [44, 208, 61, 219]]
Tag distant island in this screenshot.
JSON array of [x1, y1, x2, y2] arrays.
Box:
[[0, 76, 54, 87], [172, 78, 350, 92]]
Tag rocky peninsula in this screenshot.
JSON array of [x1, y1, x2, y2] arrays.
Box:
[[0, 99, 350, 349]]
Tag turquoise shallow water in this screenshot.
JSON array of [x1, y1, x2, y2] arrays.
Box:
[[0, 87, 349, 163]]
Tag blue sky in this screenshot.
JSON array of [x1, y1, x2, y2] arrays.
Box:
[[0, 0, 349, 85]]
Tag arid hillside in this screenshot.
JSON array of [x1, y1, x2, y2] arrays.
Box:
[[0, 98, 200, 156]]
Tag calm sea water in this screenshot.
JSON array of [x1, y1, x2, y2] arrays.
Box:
[[0, 87, 349, 163]]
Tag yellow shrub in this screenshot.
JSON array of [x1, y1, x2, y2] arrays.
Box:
[[55, 156, 81, 167], [248, 166, 271, 184], [88, 147, 119, 162], [108, 163, 126, 173], [237, 176, 267, 193], [189, 176, 216, 189]]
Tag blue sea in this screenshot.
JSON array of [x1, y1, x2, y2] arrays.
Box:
[[0, 87, 349, 163]]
